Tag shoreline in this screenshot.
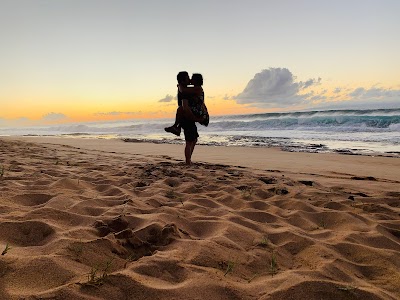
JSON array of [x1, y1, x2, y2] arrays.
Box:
[[2, 130, 400, 158], [3, 136, 400, 181]]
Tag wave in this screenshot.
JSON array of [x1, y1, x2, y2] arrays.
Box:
[[208, 108, 400, 131], [1, 108, 399, 138], [219, 108, 400, 120], [1, 108, 399, 155]]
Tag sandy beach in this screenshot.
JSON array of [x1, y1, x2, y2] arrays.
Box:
[[0, 136, 399, 299]]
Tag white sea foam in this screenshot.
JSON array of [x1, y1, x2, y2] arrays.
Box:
[[1, 109, 399, 155]]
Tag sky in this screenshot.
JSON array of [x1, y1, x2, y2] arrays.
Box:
[[1, 0, 399, 126]]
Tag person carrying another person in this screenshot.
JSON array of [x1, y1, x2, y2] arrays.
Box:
[[165, 72, 209, 136], [164, 71, 209, 165]]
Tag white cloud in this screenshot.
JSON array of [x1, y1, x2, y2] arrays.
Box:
[[349, 87, 366, 98], [94, 111, 141, 116], [348, 87, 400, 100], [234, 68, 320, 107], [303, 78, 321, 89], [230, 68, 400, 111], [158, 94, 176, 103], [311, 86, 400, 110], [42, 112, 67, 121], [223, 94, 234, 100], [0, 116, 37, 127], [0, 113, 68, 127], [313, 98, 400, 110], [310, 95, 327, 101]]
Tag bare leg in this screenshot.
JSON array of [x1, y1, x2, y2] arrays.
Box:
[[174, 106, 184, 127], [185, 141, 192, 165], [191, 138, 197, 156], [185, 139, 197, 165]]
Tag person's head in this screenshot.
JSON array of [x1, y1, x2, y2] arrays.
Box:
[[177, 71, 190, 85], [191, 73, 203, 86]]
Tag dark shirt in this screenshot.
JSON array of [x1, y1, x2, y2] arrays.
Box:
[[177, 90, 182, 107], [178, 88, 196, 107], [177, 90, 184, 107]]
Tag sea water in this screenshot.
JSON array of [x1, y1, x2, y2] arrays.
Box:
[[1, 108, 399, 157]]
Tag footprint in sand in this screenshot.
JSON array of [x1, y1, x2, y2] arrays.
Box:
[[262, 280, 383, 300], [3, 257, 75, 296], [12, 193, 54, 206], [0, 220, 55, 246]]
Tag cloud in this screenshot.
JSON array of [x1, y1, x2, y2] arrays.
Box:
[[303, 77, 321, 89], [94, 111, 141, 116], [230, 68, 399, 111], [223, 94, 234, 100], [311, 86, 400, 110], [233, 68, 320, 107], [0, 113, 68, 127], [310, 95, 327, 101], [158, 94, 176, 103], [0, 116, 39, 127], [347, 87, 400, 100], [349, 87, 366, 98], [1, 113, 68, 126], [313, 98, 400, 110], [42, 112, 67, 121]]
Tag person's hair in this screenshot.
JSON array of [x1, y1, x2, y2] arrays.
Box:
[[191, 73, 203, 86], [177, 71, 189, 83]]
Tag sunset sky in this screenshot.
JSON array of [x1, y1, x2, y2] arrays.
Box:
[[1, 0, 399, 126]]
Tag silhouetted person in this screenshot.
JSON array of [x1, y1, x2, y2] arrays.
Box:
[[165, 72, 209, 165], [165, 73, 208, 136]]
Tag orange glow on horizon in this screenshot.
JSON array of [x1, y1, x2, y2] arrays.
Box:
[[0, 95, 272, 125], [2, 78, 396, 125]]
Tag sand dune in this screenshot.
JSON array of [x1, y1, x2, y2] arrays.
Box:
[[0, 137, 399, 299]]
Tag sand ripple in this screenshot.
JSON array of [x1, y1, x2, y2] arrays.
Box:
[[0, 139, 399, 299]]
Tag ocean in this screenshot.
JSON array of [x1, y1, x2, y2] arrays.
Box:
[[1, 108, 400, 157]]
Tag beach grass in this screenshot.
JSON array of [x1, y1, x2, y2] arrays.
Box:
[[78, 258, 114, 288], [270, 251, 278, 276], [1, 243, 11, 255]]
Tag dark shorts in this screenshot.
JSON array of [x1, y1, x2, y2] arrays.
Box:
[[181, 120, 199, 142]]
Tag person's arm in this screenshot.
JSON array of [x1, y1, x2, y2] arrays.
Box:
[[182, 99, 204, 122], [178, 84, 202, 95], [202, 102, 208, 113]]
